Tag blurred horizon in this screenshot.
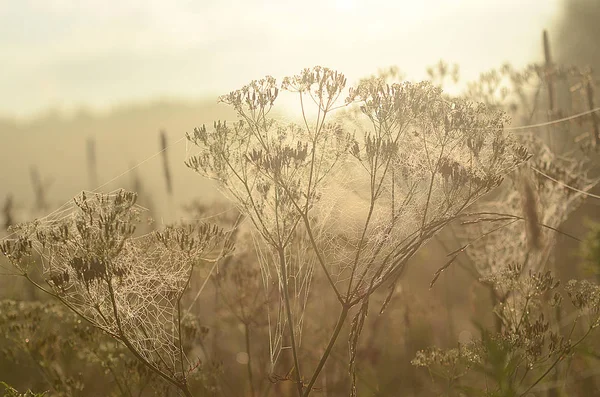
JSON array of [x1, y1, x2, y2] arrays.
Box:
[[2, 0, 562, 121], [2, 0, 598, 225]]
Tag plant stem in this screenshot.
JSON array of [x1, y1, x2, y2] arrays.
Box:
[[278, 247, 304, 396], [300, 213, 344, 304], [244, 322, 256, 397], [106, 278, 192, 397], [303, 306, 349, 397], [177, 265, 194, 384]]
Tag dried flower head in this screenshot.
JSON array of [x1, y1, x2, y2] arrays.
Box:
[[187, 66, 530, 393], [0, 189, 230, 387]]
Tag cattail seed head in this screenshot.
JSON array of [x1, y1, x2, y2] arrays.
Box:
[[520, 172, 541, 250]]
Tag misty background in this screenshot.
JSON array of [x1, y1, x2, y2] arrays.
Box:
[[1, 0, 598, 223]]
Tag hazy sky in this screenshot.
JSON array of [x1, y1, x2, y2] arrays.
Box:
[[1, 0, 562, 118]]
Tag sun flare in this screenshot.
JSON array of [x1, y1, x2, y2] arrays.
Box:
[[335, 0, 356, 11]]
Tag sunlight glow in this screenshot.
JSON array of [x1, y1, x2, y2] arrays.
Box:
[[0, 0, 562, 118], [335, 0, 356, 11]]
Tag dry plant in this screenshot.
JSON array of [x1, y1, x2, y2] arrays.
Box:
[[426, 60, 460, 90], [439, 60, 599, 325], [2, 194, 14, 231], [0, 189, 233, 396], [413, 58, 600, 397], [185, 66, 530, 396], [426, 58, 597, 286], [461, 61, 599, 156], [0, 299, 163, 396], [413, 264, 600, 396], [457, 135, 593, 281]]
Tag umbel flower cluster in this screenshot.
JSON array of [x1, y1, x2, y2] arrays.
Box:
[[412, 264, 600, 396], [185, 66, 530, 395], [0, 190, 232, 395]]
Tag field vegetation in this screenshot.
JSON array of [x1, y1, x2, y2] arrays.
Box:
[[2, 15, 600, 397]]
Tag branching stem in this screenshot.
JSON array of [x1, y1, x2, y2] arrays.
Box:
[[278, 247, 304, 397]]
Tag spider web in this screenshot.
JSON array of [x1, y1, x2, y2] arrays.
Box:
[[252, 226, 316, 369], [5, 189, 221, 376], [309, 108, 525, 295], [460, 135, 593, 277]]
